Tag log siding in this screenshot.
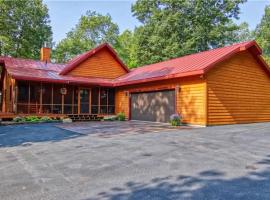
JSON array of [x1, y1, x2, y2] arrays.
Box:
[[68, 49, 127, 79], [206, 51, 270, 125], [115, 77, 207, 125]]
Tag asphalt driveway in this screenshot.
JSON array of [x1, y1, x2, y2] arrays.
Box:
[[0, 121, 270, 200]]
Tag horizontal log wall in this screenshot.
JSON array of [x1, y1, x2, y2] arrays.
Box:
[[68, 49, 127, 79], [115, 77, 207, 125], [206, 51, 270, 125]]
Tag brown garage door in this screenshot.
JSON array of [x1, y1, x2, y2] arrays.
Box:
[[131, 90, 175, 122]]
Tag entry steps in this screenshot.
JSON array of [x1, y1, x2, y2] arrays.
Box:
[[67, 114, 103, 122]]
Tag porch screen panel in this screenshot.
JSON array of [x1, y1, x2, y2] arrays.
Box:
[[73, 87, 78, 114], [17, 81, 29, 113], [64, 86, 73, 114], [91, 88, 99, 114], [100, 88, 108, 114], [53, 84, 62, 114], [29, 82, 41, 113], [42, 83, 52, 113], [108, 89, 115, 114]]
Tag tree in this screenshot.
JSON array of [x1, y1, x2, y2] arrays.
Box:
[[233, 22, 254, 43], [222, 22, 253, 44], [255, 5, 270, 64], [114, 30, 138, 68], [53, 11, 119, 63], [132, 0, 246, 66], [0, 0, 52, 59]]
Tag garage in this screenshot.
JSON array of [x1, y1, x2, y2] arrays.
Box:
[[131, 90, 175, 122]]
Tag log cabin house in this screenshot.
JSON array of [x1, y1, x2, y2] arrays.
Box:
[[1, 40, 270, 125]]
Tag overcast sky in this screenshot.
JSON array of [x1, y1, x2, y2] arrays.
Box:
[[44, 0, 270, 44]]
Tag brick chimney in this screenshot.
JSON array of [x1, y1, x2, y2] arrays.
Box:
[[40, 45, 51, 63]]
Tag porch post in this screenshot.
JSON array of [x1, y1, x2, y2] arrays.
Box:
[[1, 71, 6, 112], [77, 88, 80, 114], [61, 85, 64, 114], [10, 78, 14, 113], [39, 82, 43, 113], [72, 86, 74, 114], [51, 84, 54, 113], [106, 89, 109, 115], [14, 80, 18, 114], [28, 82, 30, 114], [89, 88, 92, 114], [98, 87, 100, 114]]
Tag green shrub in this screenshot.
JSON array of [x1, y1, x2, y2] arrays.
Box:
[[40, 116, 53, 122], [170, 114, 182, 126], [117, 112, 126, 121], [103, 115, 118, 121], [13, 116, 24, 122], [25, 116, 40, 122]]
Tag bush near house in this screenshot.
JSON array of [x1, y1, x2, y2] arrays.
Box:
[[117, 112, 126, 121], [170, 114, 182, 126], [40, 116, 53, 122], [25, 116, 40, 122], [12, 116, 60, 124], [13, 116, 25, 122], [103, 115, 118, 121]]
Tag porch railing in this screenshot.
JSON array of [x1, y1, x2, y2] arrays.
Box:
[[17, 103, 115, 115]]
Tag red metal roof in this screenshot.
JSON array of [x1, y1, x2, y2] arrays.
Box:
[[59, 43, 129, 75], [0, 40, 268, 87], [115, 40, 269, 86], [0, 56, 114, 86]]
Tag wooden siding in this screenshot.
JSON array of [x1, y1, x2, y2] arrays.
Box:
[[1, 71, 14, 113], [115, 77, 207, 125], [68, 49, 127, 79], [206, 51, 270, 125]]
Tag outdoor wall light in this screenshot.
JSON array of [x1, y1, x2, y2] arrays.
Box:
[[176, 85, 181, 92], [125, 91, 129, 97]]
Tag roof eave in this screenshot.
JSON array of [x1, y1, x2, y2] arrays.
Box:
[[114, 70, 204, 87], [11, 75, 114, 87], [203, 40, 264, 75]]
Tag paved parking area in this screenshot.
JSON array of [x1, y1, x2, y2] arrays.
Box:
[[0, 121, 270, 200]]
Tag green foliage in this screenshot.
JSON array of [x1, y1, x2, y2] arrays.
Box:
[[40, 116, 52, 122], [255, 5, 270, 64], [13, 116, 25, 122], [233, 22, 254, 43], [117, 112, 126, 121], [131, 0, 247, 66], [263, 56, 270, 65], [25, 116, 40, 122], [13, 116, 54, 123], [53, 11, 119, 63], [0, 0, 52, 59], [171, 120, 180, 126], [114, 30, 138, 68], [103, 115, 118, 121], [170, 114, 181, 126]]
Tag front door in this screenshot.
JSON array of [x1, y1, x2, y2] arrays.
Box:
[[80, 89, 90, 114]]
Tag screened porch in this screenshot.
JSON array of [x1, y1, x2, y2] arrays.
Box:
[[16, 81, 115, 115]]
